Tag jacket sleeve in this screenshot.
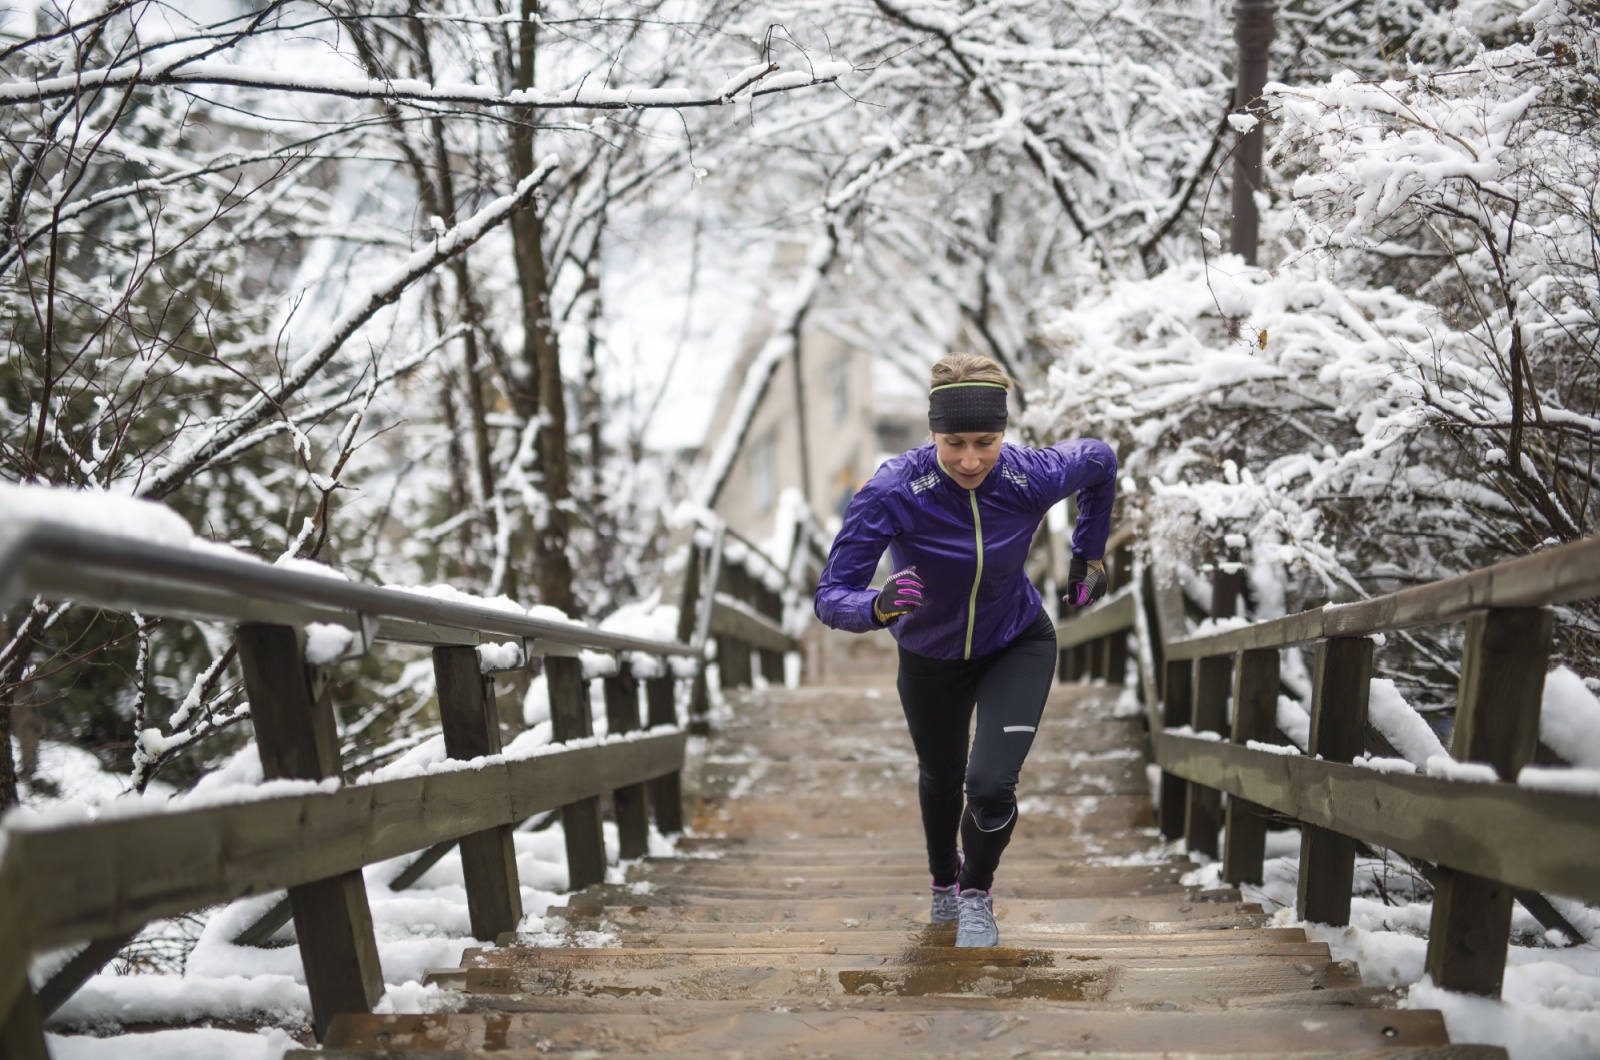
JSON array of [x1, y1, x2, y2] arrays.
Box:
[[1035, 438, 1118, 560], [813, 471, 900, 634]]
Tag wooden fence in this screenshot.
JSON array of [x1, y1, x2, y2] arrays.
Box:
[[0, 510, 822, 1054], [1056, 528, 1600, 1000]]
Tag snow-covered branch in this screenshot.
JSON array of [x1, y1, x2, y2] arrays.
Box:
[[0, 58, 852, 110], [135, 156, 560, 500]]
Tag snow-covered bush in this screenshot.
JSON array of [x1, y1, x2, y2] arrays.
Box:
[[1037, 0, 1600, 683]]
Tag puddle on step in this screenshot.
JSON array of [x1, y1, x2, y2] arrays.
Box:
[[838, 965, 1110, 1001]]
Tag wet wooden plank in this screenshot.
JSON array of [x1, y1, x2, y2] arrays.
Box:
[[308, 1048, 1504, 1060], [322, 1008, 1452, 1053], [438, 953, 1357, 1004]]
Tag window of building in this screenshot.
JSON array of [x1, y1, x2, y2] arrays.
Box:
[[750, 429, 777, 514], [829, 354, 851, 424]]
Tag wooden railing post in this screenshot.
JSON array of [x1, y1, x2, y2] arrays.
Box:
[[1184, 566, 1241, 857], [433, 646, 523, 942], [1297, 637, 1373, 925], [1222, 648, 1279, 884], [1426, 607, 1552, 996], [603, 661, 651, 861], [1185, 654, 1231, 858], [547, 655, 606, 891], [236, 623, 383, 1041], [1104, 626, 1129, 686], [0, 981, 47, 1060], [755, 579, 786, 684], [1158, 658, 1193, 840], [718, 562, 754, 689], [645, 672, 684, 834], [686, 528, 723, 731]]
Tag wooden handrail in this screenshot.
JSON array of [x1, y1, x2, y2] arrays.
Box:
[[1052, 521, 1600, 1003], [6, 732, 685, 951], [1153, 731, 1600, 904], [0, 504, 819, 1047], [1166, 533, 1600, 661], [0, 519, 698, 657]]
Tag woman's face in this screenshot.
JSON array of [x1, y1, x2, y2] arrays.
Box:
[[934, 431, 1003, 489]]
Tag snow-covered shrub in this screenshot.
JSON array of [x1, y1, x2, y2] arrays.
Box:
[[1037, 0, 1600, 687]]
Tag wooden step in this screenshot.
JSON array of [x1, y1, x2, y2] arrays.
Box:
[[309, 1047, 1505, 1060], [426, 945, 1360, 1003], [662, 845, 1177, 871], [550, 893, 1265, 925], [620, 868, 1196, 901], [405, 984, 1405, 1017], [710, 719, 1141, 758], [691, 793, 1156, 839], [631, 857, 1199, 882], [320, 1008, 1455, 1053], [697, 754, 1149, 798], [493, 926, 1319, 951], [285, 675, 1497, 1060]]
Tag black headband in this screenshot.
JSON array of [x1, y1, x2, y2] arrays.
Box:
[[928, 382, 1008, 434]]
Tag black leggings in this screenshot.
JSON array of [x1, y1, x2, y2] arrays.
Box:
[[896, 609, 1057, 892]]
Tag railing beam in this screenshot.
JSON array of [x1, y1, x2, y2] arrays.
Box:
[[237, 623, 383, 1041], [1297, 637, 1373, 926], [604, 662, 651, 861], [547, 656, 607, 891], [1223, 648, 1279, 884], [1426, 607, 1552, 997], [434, 646, 523, 942]]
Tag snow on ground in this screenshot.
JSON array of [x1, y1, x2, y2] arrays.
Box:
[[1183, 829, 1600, 1060], [15, 719, 682, 1052], [46, 1027, 297, 1060], [43, 816, 676, 1049]]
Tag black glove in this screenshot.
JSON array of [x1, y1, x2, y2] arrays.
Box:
[[873, 566, 924, 625], [1065, 557, 1107, 607]]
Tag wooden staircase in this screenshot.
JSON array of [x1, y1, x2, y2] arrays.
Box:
[[307, 669, 1504, 1059]]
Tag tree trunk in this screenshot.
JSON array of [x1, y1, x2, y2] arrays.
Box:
[[0, 690, 17, 811], [509, 0, 577, 616], [1229, 0, 1277, 265]]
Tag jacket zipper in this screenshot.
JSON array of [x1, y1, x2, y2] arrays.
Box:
[[965, 487, 983, 659]]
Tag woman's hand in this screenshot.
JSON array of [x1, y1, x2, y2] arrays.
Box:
[[873, 567, 924, 625], [1064, 557, 1107, 607]]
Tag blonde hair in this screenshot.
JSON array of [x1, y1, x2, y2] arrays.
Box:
[[929, 353, 1013, 391]]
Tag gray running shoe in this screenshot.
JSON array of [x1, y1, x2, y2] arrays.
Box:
[[931, 882, 961, 923], [955, 888, 998, 947]]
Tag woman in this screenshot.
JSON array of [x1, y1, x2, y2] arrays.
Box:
[[813, 353, 1116, 948]]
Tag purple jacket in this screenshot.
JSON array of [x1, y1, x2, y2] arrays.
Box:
[[814, 440, 1117, 660]]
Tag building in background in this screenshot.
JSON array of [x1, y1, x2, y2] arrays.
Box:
[[697, 250, 924, 546]]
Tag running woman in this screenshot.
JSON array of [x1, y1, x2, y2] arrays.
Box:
[[813, 353, 1116, 948]]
